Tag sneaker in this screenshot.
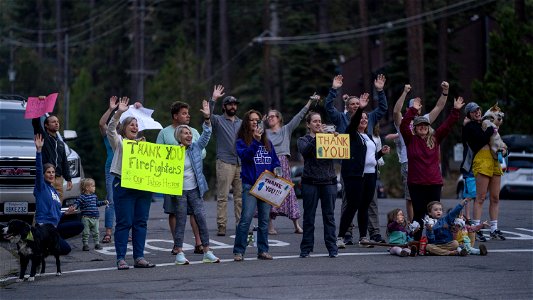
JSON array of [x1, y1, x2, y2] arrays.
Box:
[[328, 252, 338, 258], [82, 244, 90, 251], [202, 251, 220, 263], [457, 247, 468, 256], [479, 244, 488, 256], [370, 234, 386, 243], [344, 236, 354, 245], [175, 252, 190, 265], [217, 226, 226, 236], [400, 249, 409, 257], [336, 237, 346, 249], [476, 231, 487, 242], [94, 244, 103, 250], [359, 237, 374, 248], [234, 253, 244, 262], [409, 245, 418, 257], [299, 252, 310, 258], [257, 252, 273, 260], [490, 229, 506, 240]]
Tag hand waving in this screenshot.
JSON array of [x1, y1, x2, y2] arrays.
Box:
[[374, 74, 386, 91], [332, 75, 343, 89], [109, 96, 119, 110], [212, 85, 225, 100], [200, 100, 210, 118], [117, 97, 130, 113], [454, 96, 465, 110], [359, 93, 370, 109]]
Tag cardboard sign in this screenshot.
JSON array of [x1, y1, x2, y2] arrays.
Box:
[[121, 140, 185, 195], [316, 133, 350, 159], [24, 93, 58, 119], [249, 170, 294, 207]]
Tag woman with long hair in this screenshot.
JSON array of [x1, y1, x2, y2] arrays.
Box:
[[233, 110, 280, 261]]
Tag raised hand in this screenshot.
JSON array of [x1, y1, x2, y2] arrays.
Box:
[[117, 97, 130, 113], [412, 97, 422, 111], [374, 74, 386, 91], [109, 96, 119, 110], [359, 93, 370, 109], [381, 145, 391, 154], [212, 85, 225, 100], [441, 81, 449, 93], [332, 75, 343, 89], [34, 134, 44, 151], [200, 99, 210, 118], [454, 96, 465, 109], [404, 84, 412, 94]]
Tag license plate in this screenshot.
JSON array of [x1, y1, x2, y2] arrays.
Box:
[[4, 202, 28, 214]]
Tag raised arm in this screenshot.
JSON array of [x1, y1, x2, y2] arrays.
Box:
[[368, 74, 388, 125], [434, 96, 464, 142], [284, 94, 316, 133], [197, 100, 212, 150], [34, 134, 44, 191], [427, 81, 449, 123], [324, 75, 343, 127], [400, 99, 421, 146], [99, 96, 118, 136], [297, 136, 316, 158], [106, 96, 130, 150], [393, 84, 411, 126]]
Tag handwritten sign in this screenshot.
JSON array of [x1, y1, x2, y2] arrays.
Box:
[[249, 170, 294, 207], [121, 140, 185, 195], [120, 105, 163, 131], [24, 93, 58, 119], [316, 133, 350, 159]]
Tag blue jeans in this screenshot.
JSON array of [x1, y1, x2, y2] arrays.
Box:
[[173, 188, 210, 248], [113, 177, 152, 261], [233, 184, 271, 255], [104, 170, 115, 230], [300, 183, 337, 255], [57, 217, 84, 255]]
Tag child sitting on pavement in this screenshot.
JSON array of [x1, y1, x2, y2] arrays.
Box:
[[425, 199, 471, 256], [452, 213, 488, 256], [386, 208, 419, 257], [76, 178, 109, 251]]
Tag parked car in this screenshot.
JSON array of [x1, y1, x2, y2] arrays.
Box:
[[0, 96, 84, 223], [456, 152, 533, 200]]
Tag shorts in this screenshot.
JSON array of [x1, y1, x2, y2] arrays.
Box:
[[473, 149, 503, 177], [163, 194, 193, 215], [401, 162, 411, 200], [463, 176, 476, 199]]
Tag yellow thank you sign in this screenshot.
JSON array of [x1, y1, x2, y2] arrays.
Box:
[[121, 140, 185, 195], [316, 133, 350, 159]]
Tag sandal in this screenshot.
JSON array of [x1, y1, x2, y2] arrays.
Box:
[[102, 234, 112, 244], [194, 244, 204, 254], [134, 258, 156, 268], [117, 260, 129, 270]]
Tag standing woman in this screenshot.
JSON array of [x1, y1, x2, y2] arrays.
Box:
[[297, 112, 338, 258], [265, 96, 315, 235], [107, 97, 155, 270], [172, 100, 220, 265], [233, 110, 281, 261], [462, 102, 505, 241], [400, 96, 464, 241], [337, 97, 390, 248]]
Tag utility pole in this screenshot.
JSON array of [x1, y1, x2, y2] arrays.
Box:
[[131, 0, 146, 103], [64, 34, 70, 130], [8, 31, 16, 94]]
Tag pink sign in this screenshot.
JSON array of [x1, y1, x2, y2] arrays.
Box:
[[24, 93, 58, 119]]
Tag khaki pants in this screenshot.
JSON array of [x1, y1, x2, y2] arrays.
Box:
[[216, 160, 242, 229], [52, 176, 64, 202], [426, 240, 459, 256]]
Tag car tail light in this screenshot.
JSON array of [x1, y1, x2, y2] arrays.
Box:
[[504, 166, 519, 172]]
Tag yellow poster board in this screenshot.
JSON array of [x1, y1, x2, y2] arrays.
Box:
[[121, 140, 186, 195], [316, 133, 350, 159]]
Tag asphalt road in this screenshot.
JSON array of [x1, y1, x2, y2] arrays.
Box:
[[1, 197, 532, 299]]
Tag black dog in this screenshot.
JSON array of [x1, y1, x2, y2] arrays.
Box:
[[2, 219, 62, 282]]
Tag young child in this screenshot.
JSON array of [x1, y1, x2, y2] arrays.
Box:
[[425, 199, 470, 256], [452, 214, 489, 256], [76, 178, 109, 251], [386, 208, 419, 257]]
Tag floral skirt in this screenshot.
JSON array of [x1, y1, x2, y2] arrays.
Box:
[[270, 155, 301, 220]]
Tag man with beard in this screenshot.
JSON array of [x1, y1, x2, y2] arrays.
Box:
[[32, 114, 72, 200], [209, 85, 243, 236]]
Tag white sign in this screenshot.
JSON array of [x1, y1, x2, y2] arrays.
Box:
[[249, 170, 294, 207], [119, 105, 163, 131], [454, 143, 464, 162]]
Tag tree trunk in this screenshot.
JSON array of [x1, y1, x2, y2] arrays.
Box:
[[204, 0, 213, 81], [359, 0, 371, 96], [37, 0, 44, 58], [318, 0, 328, 34], [262, 0, 273, 109], [270, 0, 281, 109], [195, 0, 201, 80], [515, 0, 525, 22], [405, 0, 425, 98], [219, 0, 231, 90], [55, 0, 62, 86]]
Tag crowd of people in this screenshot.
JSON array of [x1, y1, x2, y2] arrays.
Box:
[[30, 73, 506, 270]]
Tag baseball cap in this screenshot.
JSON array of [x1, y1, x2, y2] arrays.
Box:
[[465, 102, 480, 114], [413, 116, 430, 126], [223, 96, 239, 105]]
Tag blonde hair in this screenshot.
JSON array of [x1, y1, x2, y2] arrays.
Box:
[[80, 178, 95, 194]]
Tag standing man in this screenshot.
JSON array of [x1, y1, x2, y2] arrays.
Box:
[[209, 85, 243, 236], [324, 74, 388, 245], [156, 101, 204, 255], [32, 114, 72, 200]]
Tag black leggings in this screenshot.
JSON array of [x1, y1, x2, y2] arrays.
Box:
[[408, 184, 442, 241], [338, 174, 377, 239]]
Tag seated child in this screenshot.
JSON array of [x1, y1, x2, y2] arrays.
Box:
[[76, 178, 109, 251], [452, 215, 488, 256], [425, 199, 470, 256], [386, 208, 419, 257]]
